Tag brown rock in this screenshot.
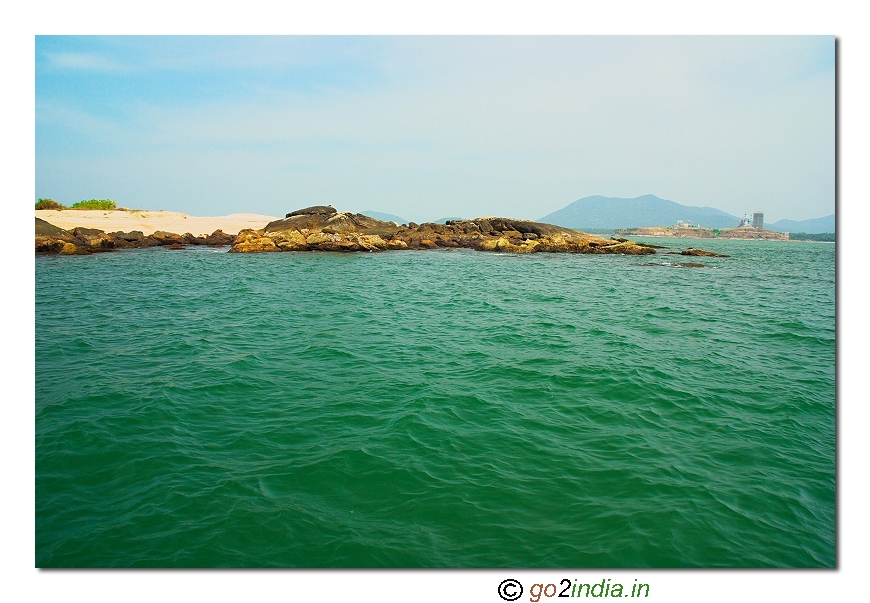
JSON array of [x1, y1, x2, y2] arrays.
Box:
[[266, 211, 400, 238], [182, 233, 206, 245], [204, 229, 235, 246], [357, 235, 390, 251], [385, 238, 409, 250], [593, 241, 656, 255], [229, 229, 280, 253], [227, 207, 657, 256], [36, 218, 84, 243], [681, 248, 729, 257], [151, 230, 185, 245], [109, 230, 145, 242], [71, 227, 115, 251], [138, 237, 163, 248], [272, 231, 309, 251], [35, 236, 68, 253]]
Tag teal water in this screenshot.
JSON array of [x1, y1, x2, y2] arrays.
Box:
[[35, 239, 835, 567]]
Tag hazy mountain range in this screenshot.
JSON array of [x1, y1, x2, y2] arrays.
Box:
[[361, 211, 464, 225], [364, 196, 834, 233], [361, 210, 407, 224], [539, 195, 834, 232], [766, 215, 835, 233]]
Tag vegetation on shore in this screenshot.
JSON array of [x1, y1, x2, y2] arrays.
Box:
[[788, 232, 835, 242], [35, 198, 66, 210], [70, 199, 117, 210], [35, 198, 119, 210]]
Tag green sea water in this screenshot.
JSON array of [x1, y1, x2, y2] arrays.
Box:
[[35, 239, 835, 567]]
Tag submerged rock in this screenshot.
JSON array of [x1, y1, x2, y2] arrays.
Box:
[[680, 248, 730, 258]]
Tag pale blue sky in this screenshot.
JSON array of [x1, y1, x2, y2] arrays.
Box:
[[36, 36, 834, 223]]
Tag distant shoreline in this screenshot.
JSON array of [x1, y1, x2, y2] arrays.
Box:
[[616, 226, 789, 241]]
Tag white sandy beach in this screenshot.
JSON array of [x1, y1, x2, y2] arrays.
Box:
[[36, 209, 280, 236]]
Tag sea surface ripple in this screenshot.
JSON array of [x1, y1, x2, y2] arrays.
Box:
[[36, 239, 835, 567]]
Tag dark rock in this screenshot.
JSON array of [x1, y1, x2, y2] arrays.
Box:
[[60, 243, 93, 255], [36, 218, 83, 243], [35, 237, 69, 253], [138, 237, 163, 248], [475, 219, 493, 232], [35, 218, 87, 253], [109, 230, 145, 242], [266, 211, 401, 238], [681, 248, 730, 257], [182, 233, 206, 245], [285, 205, 337, 218], [204, 229, 235, 246], [151, 231, 185, 245], [72, 227, 115, 251]]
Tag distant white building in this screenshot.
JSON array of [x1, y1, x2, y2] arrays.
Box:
[[738, 211, 765, 228]]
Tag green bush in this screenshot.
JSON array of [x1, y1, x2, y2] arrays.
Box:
[[35, 198, 66, 210], [70, 199, 117, 210]]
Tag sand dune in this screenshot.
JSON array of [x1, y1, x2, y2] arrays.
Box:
[[35, 209, 280, 236]]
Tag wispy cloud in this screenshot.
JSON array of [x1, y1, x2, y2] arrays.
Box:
[[43, 51, 130, 73], [35, 36, 834, 223]]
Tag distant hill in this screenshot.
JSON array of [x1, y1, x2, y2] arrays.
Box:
[[361, 210, 407, 224], [539, 195, 741, 229], [766, 215, 835, 233], [434, 216, 462, 224]]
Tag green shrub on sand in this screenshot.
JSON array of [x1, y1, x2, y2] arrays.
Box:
[[35, 198, 67, 210], [70, 199, 117, 210]]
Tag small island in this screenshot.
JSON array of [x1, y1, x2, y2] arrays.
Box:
[[36, 205, 659, 256]]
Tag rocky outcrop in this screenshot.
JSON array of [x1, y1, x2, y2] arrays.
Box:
[[72, 227, 116, 251], [37, 210, 657, 257], [36, 218, 90, 254], [36, 217, 237, 254], [285, 205, 338, 218], [679, 248, 730, 258], [229, 207, 656, 255], [203, 229, 235, 246]]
